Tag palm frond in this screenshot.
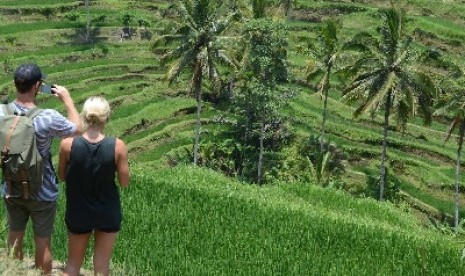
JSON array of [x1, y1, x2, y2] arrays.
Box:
[[167, 49, 198, 84], [306, 67, 324, 83], [343, 31, 377, 53], [213, 8, 239, 35], [317, 72, 329, 97], [216, 50, 238, 69], [161, 41, 196, 65], [151, 34, 187, 50], [343, 68, 383, 98], [357, 72, 395, 116], [445, 118, 461, 143], [179, 0, 200, 30], [353, 68, 384, 84], [342, 77, 373, 104]]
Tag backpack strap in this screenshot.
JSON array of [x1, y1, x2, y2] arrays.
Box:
[[1, 116, 21, 155], [2, 103, 42, 118], [1, 115, 21, 199], [1, 103, 12, 115], [23, 106, 42, 199], [26, 107, 43, 119]]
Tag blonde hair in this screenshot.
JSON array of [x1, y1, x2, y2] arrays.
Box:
[[81, 96, 110, 128]]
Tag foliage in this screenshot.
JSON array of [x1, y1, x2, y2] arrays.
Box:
[[137, 18, 151, 28], [121, 12, 134, 28], [364, 167, 400, 201], [196, 139, 242, 176], [3, 0, 465, 273], [234, 18, 290, 183], [91, 14, 107, 23], [152, 0, 240, 164], [5, 36, 16, 46], [39, 7, 54, 20], [280, 134, 345, 186], [251, 0, 267, 18], [64, 12, 80, 21]]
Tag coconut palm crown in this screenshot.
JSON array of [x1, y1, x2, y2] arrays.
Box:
[[152, 0, 239, 164]]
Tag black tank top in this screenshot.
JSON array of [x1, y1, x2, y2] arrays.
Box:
[[65, 136, 122, 230]]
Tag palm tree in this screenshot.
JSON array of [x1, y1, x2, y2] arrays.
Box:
[[435, 79, 465, 228], [343, 7, 437, 201], [152, 0, 238, 165], [306, 18, 343, 151]]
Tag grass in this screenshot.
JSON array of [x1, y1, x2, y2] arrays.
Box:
[[0, 250, 42, 276], [114, 166, 465, 275]]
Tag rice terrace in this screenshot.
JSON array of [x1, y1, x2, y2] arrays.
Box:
[[2, 0, 465, 275]]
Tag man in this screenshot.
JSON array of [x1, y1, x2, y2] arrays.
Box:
[[0, 63, 82, 274]]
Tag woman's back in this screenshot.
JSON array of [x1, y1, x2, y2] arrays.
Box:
[[65, 136, 121, 231]]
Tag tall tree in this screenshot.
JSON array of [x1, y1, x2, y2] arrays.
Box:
[[236, 18, 288, 184], [435, 79, 465, 228], [343, 7, 437, 201], [306, 18, 343, 151], [152, 0, 238, 165]]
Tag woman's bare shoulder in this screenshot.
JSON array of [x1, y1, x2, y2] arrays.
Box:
[[60, 137, 75, 149], [115, 138, 128, 152]]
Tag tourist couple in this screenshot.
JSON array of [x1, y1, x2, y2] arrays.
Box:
[[1, 63, 130, 276]]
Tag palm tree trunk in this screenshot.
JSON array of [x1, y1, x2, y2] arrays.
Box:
[[240, 101, 251, 180], [193, 60, 203, 165], [257, 107, 265, 185], [85, 0, 90, 42], [320, 70, 331, 152], [379, 91, 392, 201], [454, 121, 465, 228]]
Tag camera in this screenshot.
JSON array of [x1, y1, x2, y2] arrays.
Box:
[[40, 84, 56, 94]]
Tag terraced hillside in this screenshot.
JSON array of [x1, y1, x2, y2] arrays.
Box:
[[1, 0, 465, 274]]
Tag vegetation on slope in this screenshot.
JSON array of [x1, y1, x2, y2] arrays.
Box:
[[5, 166, 465, 275], [1, 0, 465, 274]]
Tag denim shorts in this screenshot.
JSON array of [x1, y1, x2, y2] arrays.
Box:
[[4, 197, 57, 237]]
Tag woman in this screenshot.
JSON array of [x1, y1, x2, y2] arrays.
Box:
[[58, 96, 130, 276]]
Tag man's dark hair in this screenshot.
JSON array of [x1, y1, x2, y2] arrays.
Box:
[[13, 64, 47, 94]]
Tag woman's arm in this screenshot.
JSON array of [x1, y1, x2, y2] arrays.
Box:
[[115, 138, 130, 188], [58, 137, 73, 182]]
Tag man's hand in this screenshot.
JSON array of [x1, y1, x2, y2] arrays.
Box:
[[50, 85, 73, 103]]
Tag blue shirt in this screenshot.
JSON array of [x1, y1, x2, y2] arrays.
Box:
[[1, 102, 77, 201]]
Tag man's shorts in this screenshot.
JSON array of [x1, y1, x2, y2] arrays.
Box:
[[3, 198, 57, 237]]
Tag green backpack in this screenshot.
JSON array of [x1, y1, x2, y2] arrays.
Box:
[[0, 103, 43, 199]]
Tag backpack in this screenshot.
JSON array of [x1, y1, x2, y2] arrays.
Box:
[[0, 103, 43, 199]]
